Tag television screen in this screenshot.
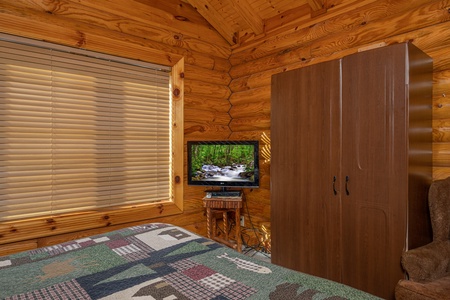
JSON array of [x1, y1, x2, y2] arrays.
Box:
[[187, 140, 259, 189]]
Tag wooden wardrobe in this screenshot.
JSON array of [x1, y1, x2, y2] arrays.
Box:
[[270, 42, 433, 299]]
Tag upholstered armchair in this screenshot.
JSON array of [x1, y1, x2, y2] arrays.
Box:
[[395, 177, 450, 300]]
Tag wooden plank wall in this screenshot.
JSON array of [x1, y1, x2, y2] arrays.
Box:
[[229, 0, 450, 230], [0, 0, 232, 255], [1, 0, 450, 254]]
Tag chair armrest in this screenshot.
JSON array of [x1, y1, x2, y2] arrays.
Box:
[[401, 240, 450, 281]]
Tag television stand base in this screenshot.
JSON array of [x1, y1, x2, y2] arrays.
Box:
[[202, 193, 243, 253], [205, 190, 242, 198]]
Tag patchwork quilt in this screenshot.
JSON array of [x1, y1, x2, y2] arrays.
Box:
[[0, 223, 381, 299]]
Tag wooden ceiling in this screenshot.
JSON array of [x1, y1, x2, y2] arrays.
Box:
[[183, 0, 326, 45]]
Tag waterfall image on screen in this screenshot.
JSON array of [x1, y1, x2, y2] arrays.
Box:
[[187, 141, 259, 188]]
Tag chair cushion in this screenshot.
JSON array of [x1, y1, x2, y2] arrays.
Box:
[[401, 240, 450, 281], [428, 177, 450, 241], [395, 275, 450, 300]]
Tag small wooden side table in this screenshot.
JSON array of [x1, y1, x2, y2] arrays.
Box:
[[203, 195, 243, 252]]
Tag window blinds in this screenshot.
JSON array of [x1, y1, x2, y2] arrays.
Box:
[[0, 39, 172, 221]]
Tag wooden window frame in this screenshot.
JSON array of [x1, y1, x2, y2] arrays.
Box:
[[0, 35, 184, 245]]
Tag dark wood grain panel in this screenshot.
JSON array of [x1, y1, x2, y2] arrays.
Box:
[[271, 59, 342, 281], [271, 44, 432, 299], [340, 44, 423, 298]]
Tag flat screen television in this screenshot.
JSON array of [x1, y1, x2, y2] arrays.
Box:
[[187, 140, 259, 190]]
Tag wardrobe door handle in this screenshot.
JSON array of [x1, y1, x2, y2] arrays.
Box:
[[345, 176, 350, 195], [332, 176, 338, 195]]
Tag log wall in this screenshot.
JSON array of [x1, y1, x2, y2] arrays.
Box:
[[229, 0, 450, 229], [1, 0, 450, 254], [0, 0, 231, 255]]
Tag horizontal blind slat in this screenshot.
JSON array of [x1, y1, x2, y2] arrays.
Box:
[[0, 37, 172, 221]]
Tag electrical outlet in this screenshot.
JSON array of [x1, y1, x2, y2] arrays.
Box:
[[240, 216, 244, 226]]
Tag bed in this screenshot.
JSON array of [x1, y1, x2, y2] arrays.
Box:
[[0, 223, 381, 299]]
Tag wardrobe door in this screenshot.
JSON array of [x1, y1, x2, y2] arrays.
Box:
[[341, 44, 409, 299], [271, 60, 342, 281]]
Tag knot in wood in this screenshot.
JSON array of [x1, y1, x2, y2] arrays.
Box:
[[175, 16, 188, 22]]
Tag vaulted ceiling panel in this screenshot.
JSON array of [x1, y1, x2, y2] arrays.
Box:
[[183, 0, 326, 46]]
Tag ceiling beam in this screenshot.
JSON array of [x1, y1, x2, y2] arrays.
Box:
[[228, 0, 264, 35], [186, 0, 236, 45]]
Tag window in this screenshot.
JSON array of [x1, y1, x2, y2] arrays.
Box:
[[0, 35, 176, 222]]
